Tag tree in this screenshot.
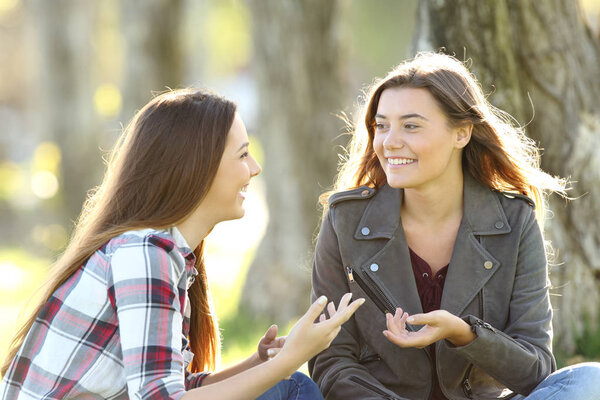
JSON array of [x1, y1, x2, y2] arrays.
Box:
[[120, 0, 184, 120], [413, 0, 600, 356], [240, 0, 346, 322]]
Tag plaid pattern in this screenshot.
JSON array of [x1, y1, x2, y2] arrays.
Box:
[[1, 228, 209, 399]]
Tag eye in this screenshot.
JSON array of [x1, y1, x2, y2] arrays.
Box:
[[374, 122, 387, 131], [240, 151, 249, 159], [404, 123, 419, 130]]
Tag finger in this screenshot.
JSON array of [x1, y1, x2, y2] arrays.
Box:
[[326, 297, 365, 327], [386, 312, 403, 336], [305, 296, 328, 322], [319, 313, 326, 323], [406, 312, 436, 326], [263, 324, 278, 342], [335, 292, 353, 312], [267, 347, 281, 359], [273, 336, 286, 348], [327, 301, 336, 318]]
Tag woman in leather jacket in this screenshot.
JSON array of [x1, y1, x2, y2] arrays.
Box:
[[309, 52, 600, 400]]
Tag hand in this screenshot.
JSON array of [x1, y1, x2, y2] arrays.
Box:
[[276, 293, 364, 373], [382, 308, 475, 348], [257, 324, 286, 362]]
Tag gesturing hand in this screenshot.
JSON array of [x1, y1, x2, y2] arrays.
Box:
[[382, 308, 475, 348], [257, 325, 286, 362], [277, 293, 364, 372]]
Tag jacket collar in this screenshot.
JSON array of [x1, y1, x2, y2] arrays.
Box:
[[354, 171, 511, 240]]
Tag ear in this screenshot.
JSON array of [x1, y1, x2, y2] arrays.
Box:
[[454, 123, 473, 149]]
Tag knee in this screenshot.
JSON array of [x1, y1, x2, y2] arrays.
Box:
[[570, 361, 600, 378]]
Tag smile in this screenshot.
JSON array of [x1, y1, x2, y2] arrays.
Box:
[[387, 158, 416, 165]]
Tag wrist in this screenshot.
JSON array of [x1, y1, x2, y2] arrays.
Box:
[[448, 318, 476, 347]]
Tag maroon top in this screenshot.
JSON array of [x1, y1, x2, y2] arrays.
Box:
[[409, 248, 449, 400]]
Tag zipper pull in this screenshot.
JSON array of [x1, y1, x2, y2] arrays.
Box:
[[346, 266, 355, 282]]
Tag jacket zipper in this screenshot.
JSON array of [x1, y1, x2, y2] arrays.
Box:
[[347, 266, 395, 315], [461, 364, 474, 398], [347, 265, 434, 399], [349, 376, 400, 399]]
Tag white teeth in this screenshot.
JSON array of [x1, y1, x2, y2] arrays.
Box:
[[388, 158, 415, 165], [241, 186, 248, 192]]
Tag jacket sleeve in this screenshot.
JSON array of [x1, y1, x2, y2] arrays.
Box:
[[442, 206, 556, 395], [309, 209, 407, 400]]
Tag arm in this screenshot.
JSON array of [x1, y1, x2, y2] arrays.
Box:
[[310, 210, 406, 400], [182, 294, 364, 400], [201, 325, 284, 385], [110, 234, 363, 400], [449, 209, 555, 394]]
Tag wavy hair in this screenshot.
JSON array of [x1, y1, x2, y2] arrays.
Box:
[[2, 88, 233, 376], [327, 52, 566, 226]]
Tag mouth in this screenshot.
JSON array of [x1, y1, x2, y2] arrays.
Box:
[[387, 157, 417, 166], [239, 184, 249, 199]]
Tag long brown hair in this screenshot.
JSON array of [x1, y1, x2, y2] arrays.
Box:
[[2, 88, 233, 376], [328, 52, 566, 225]]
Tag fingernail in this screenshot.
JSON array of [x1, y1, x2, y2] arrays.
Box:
[[407, 317, 414, 323], [317, 296, 327, 305], [267, 349, 275, 357], [359, 298, 365, 305]]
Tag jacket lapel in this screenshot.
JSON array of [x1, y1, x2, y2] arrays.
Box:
[[352, 184, 424, 316], [441, 173, 511, 315]]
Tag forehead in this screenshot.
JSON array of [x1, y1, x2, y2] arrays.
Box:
[[376, 87, 442, 116], [225, 113, 249, 147]]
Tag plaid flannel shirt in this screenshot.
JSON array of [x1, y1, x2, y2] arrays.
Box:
[[1, 228, 209, 399]]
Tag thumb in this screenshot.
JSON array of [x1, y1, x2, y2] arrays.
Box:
[[304, 296, 328, 322], [406, 313, 429, 326], [263, 324, 278, 341]]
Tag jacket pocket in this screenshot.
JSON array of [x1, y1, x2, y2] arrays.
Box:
[[348, 376, 401, 399]]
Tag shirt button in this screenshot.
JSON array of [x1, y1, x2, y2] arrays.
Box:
[[495, 221, 504, 229], [361, 189, 370, 197], [370, 263, 379, 272], [361, 227, 371, 236], [484, 261, 493, 269]]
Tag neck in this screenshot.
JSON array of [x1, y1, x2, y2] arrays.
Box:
[[401, 170, 464, 225], [176, 205, 216, 250]]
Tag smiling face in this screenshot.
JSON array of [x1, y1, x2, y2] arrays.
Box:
[[200, 113, 262, 222], [373, 87, 471, 191]]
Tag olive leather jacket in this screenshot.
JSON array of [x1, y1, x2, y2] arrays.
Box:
[[309, 173, 555, 399]]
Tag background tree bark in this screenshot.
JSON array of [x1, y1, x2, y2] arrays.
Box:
[[120, 0, 183, 120], [413, 0, 600, 356], [241, 0, 346, 322], [31, 0, 100, 223]]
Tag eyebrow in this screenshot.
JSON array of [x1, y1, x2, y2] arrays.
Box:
[[237, 142, 250, 152], [375, 113, 429, 121]]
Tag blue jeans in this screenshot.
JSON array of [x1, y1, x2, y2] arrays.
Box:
[[256, 371, 324, 400], [512, 362, 600, 399]]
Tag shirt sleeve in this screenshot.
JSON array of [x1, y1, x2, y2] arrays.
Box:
[[108, 236, 188, 400]]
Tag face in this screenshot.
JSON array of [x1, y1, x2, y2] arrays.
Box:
[[201, 113, 262, 222], [373, 87, 470, 190]]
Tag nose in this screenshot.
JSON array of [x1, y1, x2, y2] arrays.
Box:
[[250, 155, 262, 177], [383, 129, 405, 150]]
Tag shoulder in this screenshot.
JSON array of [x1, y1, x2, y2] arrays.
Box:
[[498, 191, 536, 209], [328, 186, 376, 208], [107, 229, 187, 281], [105, 228, 177, 254]]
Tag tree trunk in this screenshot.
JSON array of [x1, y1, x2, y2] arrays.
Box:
[[241, 0, 346, 322], [413, 0, 600, 356], [120, 0, 183, 120], [31, 0, 100, 223]]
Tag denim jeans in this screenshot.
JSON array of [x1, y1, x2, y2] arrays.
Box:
[[511, 362, 600, 400], [256, 371, 324, 400]]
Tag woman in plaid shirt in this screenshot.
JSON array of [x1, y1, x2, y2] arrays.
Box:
[[0, 89, 363, 400]]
